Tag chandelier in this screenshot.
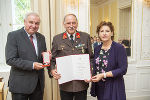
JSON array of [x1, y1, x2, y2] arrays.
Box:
[[144, 0, 150, 7]]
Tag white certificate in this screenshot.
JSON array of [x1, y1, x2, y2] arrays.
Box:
[[56, 54, 91, 84]]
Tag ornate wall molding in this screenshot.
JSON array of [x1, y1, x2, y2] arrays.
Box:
[[141, 3, 150, 60]]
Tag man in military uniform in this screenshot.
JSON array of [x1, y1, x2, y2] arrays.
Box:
[[48, 14, 93, 100]]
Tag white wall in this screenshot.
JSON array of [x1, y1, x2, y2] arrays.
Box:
[[124, 0, 150, 99]]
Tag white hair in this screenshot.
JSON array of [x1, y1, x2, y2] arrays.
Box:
[[24, 12, 40, 20], [63, 14, 78, 24]]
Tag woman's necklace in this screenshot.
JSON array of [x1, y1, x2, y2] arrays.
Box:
[[102, 41, 112, 51]]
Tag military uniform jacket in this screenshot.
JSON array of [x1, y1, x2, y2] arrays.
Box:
[[49, 31, 93, 92]]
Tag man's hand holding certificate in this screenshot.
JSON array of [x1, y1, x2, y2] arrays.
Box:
[[56, 54, 91, 84]]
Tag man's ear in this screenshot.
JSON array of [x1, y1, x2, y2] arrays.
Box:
[[63, 21, 66, 27], [24, 19, 26, 25]]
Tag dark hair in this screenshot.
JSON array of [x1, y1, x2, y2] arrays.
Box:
[[96, 21, 114, 40], [121, 40, 130, 47]]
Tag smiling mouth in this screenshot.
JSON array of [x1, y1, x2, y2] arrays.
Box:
[[69, 27, 75, 30], [69, 29, 75, 31]]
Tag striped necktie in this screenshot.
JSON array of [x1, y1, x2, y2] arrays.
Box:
[[30, 35, 35, 50]]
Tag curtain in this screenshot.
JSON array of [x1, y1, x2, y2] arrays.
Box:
[[30, 0, 60, 100]]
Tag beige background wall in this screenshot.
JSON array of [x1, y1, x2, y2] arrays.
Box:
[[90, 0, 118, 40]]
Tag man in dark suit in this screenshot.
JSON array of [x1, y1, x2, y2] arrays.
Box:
[[48, 14, 93, 100], [5, 12, 47, 100], [93, 37, 101, 48]]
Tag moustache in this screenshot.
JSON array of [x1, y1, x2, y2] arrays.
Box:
[[69, 26, 75, 30]]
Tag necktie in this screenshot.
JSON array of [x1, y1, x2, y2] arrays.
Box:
[[70, 35, 74, 44], [30, 35, 35, 50]]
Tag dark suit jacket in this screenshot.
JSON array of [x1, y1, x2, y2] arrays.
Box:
[[90, 41, 127, 100], [93, 42, 101, 48], [5, 27, 47, 94], [48, 31, 93, 92]]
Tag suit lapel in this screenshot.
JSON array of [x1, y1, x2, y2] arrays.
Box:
[[21, 28, 37, 57], [36, 33, 42, 57]]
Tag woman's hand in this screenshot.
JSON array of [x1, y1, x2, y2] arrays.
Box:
[[91, 74, 104, 82], [84, 79, 92, 83]]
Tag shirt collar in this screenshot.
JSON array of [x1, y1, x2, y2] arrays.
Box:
[[67, 32, 76, 40], [24, 28, 36, 38]]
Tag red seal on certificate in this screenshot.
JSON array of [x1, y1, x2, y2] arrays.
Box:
[[42, 51, 51, 67]]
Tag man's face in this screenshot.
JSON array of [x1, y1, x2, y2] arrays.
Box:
[[63, 15, 78, 34], [97, 37, 101, 42], [24, 15, 40, 35]]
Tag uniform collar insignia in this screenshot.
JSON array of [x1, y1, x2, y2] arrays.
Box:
[[63, 33, 67, 39], [76, 32, 80, 38], [63, 32, 80, 39]]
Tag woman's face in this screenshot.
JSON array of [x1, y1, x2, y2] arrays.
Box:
[[98, 25, 113, 42]]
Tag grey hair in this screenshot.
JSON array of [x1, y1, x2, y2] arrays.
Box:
[[24, 12, 40, 20], [63, 14, 78, 24]]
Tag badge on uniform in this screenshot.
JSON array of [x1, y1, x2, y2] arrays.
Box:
[[60, 45, 65, 50], [75, 43, 85, 53], [81, 47, 85, 53], [75, 43, 85, 48]]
